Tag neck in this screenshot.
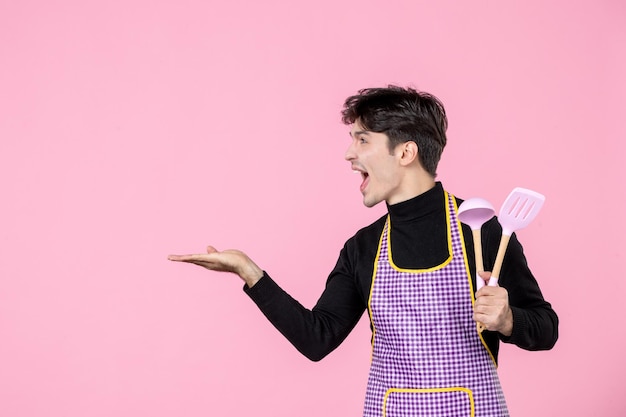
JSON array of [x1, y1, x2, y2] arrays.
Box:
[[386, 182, 443, 221], [412, 177, 437, 198], [387, 172, 436, 205]]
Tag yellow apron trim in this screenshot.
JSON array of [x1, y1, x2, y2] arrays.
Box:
[[453, 196, 498, 367], [367, 219, 387, 356], [386, 190, 454, 273], [382, 387, 475, 417]]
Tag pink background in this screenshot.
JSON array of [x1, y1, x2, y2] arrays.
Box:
[[1, 1, 625, 416]]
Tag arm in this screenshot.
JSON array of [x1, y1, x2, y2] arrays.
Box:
[[169, 245, 367, 361], [244, 263, 366, 361]]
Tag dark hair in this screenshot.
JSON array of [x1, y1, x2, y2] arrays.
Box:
[[341, 85, 448, 177]]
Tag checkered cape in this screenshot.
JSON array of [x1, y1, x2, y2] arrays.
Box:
[[363, 192, 509, 417]]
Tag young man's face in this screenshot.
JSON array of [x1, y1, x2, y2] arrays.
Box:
[[345, 121, 405, 208]]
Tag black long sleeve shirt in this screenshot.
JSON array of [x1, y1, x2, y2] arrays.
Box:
[[245, 183, 558, 363]]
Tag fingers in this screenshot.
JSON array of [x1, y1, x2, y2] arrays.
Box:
[[168, 254, 229, 273], [168, 245, 219, 262], [475, 285, 504, 297], [474, 307, 513, 336], [168, 253, 220, 268], [168, 253, 209, 262], [478, 270, 491, 280], [475, 270, 492, 292], [168, 248, 244, 273], [476, 270, 494, 290], [475, 286, 508, 308], [473, 307, 496, 332], [473, 286, 512, 334], [168, 247, 260, 286]]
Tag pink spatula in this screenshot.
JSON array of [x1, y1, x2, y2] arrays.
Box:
[[487, 187, 546, 287]]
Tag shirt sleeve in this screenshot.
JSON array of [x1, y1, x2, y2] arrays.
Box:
[[243, 244, 367, 361]]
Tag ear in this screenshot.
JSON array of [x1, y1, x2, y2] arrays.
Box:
[[398, 141, 419, 166]]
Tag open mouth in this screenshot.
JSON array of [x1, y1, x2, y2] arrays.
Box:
[[353, 168, 369, 192]]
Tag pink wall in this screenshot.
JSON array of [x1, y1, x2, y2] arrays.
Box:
[[1, 1, 624, 416]]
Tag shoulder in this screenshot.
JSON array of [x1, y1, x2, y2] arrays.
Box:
[[351, 214, 387, 243], [327, 214, 386, 297], [340, 214, 387, 261]]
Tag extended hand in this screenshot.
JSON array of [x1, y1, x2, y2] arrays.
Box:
[[168, 246, 264, 287], [473, 271, 513, 336]]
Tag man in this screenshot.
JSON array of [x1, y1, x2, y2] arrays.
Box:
[[169, 86, 558, 416]]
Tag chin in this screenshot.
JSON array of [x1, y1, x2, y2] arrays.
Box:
[[362, 196, 382, 208]]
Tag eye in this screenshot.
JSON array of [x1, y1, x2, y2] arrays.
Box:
[[358, 136, 367, 144]]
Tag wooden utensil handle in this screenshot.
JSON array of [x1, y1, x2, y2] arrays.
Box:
[[472, 229, 484, 273], [491, 234, 511, 281]]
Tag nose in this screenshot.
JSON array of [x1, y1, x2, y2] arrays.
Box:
[[345, 140, 356, 161]]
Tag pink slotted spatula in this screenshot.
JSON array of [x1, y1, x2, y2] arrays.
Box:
[[487, 187, 546, 287]]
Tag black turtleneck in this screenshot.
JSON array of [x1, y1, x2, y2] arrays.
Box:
[[245, 182, 558, 362], [385, 183, 450, 269]]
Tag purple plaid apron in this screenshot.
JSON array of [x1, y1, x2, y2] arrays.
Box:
[[363, 191, 509, 417]]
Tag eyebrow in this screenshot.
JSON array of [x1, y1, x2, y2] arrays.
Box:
[[350, 130, 371, 137]]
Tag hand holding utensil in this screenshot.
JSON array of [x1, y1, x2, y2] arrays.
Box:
[[476, 187, 546, 333], [461, 188, 546, 333]]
